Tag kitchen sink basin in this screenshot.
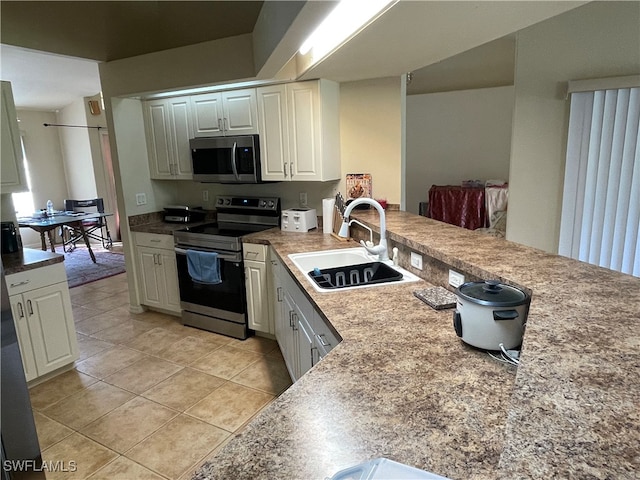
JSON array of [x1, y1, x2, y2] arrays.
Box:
[[288, 247, 420, 292]]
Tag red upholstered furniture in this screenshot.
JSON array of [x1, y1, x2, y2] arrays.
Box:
[[427, 185, 487, 230]]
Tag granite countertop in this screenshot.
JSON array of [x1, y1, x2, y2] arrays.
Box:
[[194, 210, 640, 479], [2, 248, 64, 275]]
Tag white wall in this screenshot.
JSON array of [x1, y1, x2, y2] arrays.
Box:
[[508, 1, 640, 253], [58, 98, 98, 201], [15, 110, 69, 247], [339, 77, 404, 204], [405, 86, 514, 214]]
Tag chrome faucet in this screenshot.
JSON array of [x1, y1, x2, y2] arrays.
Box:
[[338, 198, 389, 261]]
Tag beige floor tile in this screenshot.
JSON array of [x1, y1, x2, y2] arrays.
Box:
[[177, 434, 236, 480], [156, 335, 224, 366], [126, 414, 229, 479], [125, 327, 185, 355], [103, 356, 183, 394], [142, 368, 225, 412], [228, 335, 279, 354], [80, 396, 178, 453], [69, 288, 113, 307], [90, 319, 155, 345], [75, 345, 144, 379], [91, 291, 131, 311], [41, 433, 117, 480], [75, 309, 131, 335], [190, 345, 262, 379], [33, 411, 74, 450], [88, 456, 165, 480], [267, 346, 286, 361], [178, 327, 235, 345], [231, 355, 293, 395], [72, 304, 105, 323], [29, 369, 98, 411], [76, 334, 115, 361], [131, 310, 182, 329], [89, 278, 129, 295], [43, 381, 135, 430], [186, 382, 274, 432]]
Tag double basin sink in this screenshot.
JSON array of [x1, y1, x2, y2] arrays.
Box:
[[288, 247, 420, 292]]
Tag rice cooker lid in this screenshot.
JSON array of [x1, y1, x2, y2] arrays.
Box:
[[457, 280, 529, 307]]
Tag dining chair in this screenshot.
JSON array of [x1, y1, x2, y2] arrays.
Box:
[[62, 198, 113, 252]]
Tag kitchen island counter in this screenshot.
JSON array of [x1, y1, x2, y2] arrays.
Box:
[[194, 210, 639, 479]]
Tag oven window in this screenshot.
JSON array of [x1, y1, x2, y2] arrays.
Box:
[[175, 253, 246, 314]]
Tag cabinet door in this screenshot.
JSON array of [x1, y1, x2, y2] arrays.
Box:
[[191, 93, 224, 137], [245, 259, 271, 333], [9, 295, 38, 382], [279, 290, 298, 381], [144, 100, 174, 179], [295, 310, 314, 378], [1, 81, 27, 193], [168, 97, 193, 179], [222, 89, 258, 135], [25, 283, 78, 376], [137, 247, 163, 308], [158, 250, 181, 314], [257, 85, 289, 181], [287, 82, 321, 180]]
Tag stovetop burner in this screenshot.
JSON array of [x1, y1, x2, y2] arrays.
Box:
[[181, 222, 274, 238]]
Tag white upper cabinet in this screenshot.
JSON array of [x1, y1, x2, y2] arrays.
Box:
[[191, 88, 258, 137], [257, 80, 340, 182], [143, 96, 193, 180], [1, 81, 27, 193]]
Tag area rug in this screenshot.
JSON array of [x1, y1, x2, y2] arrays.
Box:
[[63, 246, 126, 288]]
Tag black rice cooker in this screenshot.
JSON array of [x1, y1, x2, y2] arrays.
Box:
[[453, 280, 530, 350]]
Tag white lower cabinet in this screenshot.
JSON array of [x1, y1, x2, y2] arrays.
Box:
[[269, 247, 339, 382], [244, 243, 273, 334], [6, 263, 78, 382], [135, 233, 181, 314]]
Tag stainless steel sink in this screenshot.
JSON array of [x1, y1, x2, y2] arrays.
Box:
[[288, 247, 420, 292]]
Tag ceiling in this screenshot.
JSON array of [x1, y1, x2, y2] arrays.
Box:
[[0, 0, 586, 110]]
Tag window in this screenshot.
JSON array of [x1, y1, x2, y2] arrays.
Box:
[[559, 83, 639, 277], [11, 135, 34, 217]]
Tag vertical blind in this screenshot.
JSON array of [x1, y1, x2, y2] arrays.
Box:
[[559, 86, 640, 277]]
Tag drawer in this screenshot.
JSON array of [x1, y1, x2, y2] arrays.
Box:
[[135, 232, 174, 250], [243, 243, 266, 262], [5, 262, 67, 295]]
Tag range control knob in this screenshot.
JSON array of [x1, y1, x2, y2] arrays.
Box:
[[260, 200, 267, 207], [225, 198, 231, 205], [217, 198, 224, 205], [268, 200, 274, 208]]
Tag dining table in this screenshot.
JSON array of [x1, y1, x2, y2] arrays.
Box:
[[17, 212, 112, 263]]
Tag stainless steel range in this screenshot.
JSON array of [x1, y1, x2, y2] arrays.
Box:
[[173, 195, 280, 339]]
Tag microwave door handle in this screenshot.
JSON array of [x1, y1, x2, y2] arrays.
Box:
[[231, 141, 239, 181]]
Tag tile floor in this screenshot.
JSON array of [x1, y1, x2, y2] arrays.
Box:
[[30, 272, 292, 480]]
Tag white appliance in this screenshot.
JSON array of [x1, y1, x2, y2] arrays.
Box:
[[281, 208, 317, 232]]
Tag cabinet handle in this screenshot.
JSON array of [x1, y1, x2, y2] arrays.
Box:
[[291, 312, 298, 331], [157, 254, 162, 266], [17, 302, 24, 319], [277, 286, 283, 302], [311, 346, 317, 367], [10, 280, 30, 288], [289, 163, 294, 177], [283, 162, 288, 177], [316, 334, 330, 347], [150, 239, 161, 243], [218, 118, 223, 132], [27, 300, 33, 316], [246, 251, 259, 257], [270, 260, 277, 266], [153, 254, 158, 265], [224, 118, 229, 131]]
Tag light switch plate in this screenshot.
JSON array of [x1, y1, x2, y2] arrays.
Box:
[[410, 251, 423, 270], [135, 193, 147, 205]]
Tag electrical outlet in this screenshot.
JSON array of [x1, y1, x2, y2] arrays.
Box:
[[410, 251, 423, 270], [299, 192, 308, 208], [202, 190, 209, 202], [135, 193, 147, 206], [449, 270, 465, 288]]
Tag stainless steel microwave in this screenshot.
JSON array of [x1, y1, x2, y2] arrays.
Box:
[[190, 134, 264, 184]]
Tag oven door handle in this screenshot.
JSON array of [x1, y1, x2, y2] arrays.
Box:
[[174, 247, 242, 263], [231, 141, 239, 181]]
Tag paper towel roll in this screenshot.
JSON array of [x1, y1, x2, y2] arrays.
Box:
[[322, 198, 335, 233]]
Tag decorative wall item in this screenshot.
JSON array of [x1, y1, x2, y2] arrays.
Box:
[[346, 173, 372, 200]]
